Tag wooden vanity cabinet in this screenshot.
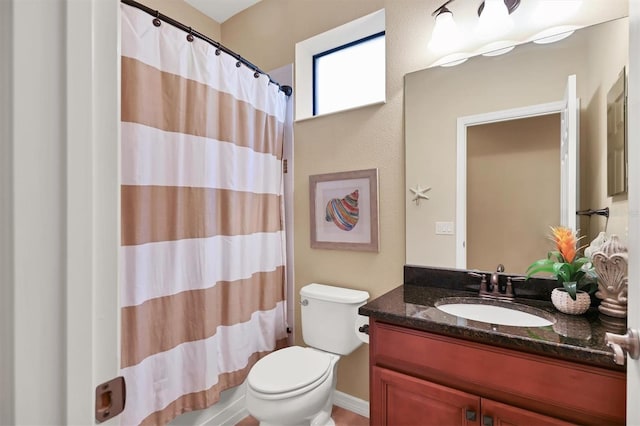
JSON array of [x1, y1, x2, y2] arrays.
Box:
[[369, 319, 626, 426], [373, 366, 571, 426]]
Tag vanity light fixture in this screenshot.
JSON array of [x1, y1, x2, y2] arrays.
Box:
[[428, 0, 463, 53], [439, 57, 469, 67], [479, 40, 517, 57], [432, 52, 471, 67], [476, 0, 520, 38], [531, 25, 579, 44]]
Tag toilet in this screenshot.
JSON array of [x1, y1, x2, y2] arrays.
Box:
[[245, 283, 370, 426]]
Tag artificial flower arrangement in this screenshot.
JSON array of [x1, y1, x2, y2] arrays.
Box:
[[526, 226, 597, 300]]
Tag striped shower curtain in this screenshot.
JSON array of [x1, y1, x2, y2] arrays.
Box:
[[119, 4, 289, 424]]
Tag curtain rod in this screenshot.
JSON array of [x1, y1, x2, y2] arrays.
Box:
[[121, 0, 293, 96]]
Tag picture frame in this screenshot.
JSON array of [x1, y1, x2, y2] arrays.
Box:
[[309, 168, 379, 252]]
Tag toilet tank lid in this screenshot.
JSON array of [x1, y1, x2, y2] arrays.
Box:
[[300, 283, 369, 304]]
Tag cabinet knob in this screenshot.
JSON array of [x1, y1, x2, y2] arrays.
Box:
[[482, 415, 494, 426], [465, 409, 477, 421]]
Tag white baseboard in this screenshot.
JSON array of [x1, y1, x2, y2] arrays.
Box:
[[188, 386, 370, 425], [333, 390, 370, 419], [169, 383, 249, 426], [200, 385, 248, 426]]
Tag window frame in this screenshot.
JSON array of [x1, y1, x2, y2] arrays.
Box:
[[294, 9, 385, 121], [312, 30, 386, 116]]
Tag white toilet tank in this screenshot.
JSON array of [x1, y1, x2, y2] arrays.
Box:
[[300, 283, 369, 355]]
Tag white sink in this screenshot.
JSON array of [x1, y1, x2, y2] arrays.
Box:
[[435, 298, 554, 327]]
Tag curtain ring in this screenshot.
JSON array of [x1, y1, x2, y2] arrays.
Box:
[[186, 27, 194, 42], [236, 61, 242, 68], [253, 71, 260, 79], [215, 49, 221, 56], [153, 11, 161, 27]]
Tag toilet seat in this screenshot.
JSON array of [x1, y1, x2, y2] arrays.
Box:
[[247, 346, 333, 399]]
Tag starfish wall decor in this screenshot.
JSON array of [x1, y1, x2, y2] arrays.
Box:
[[409, 184, 431, 205]]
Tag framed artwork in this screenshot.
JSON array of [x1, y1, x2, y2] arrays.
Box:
[[309, 168, 379, 252]]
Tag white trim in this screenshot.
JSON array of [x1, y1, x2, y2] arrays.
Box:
[[456, 101, 564, 269], [202, 389, 370, 425], [65, 0, 120, 423], [626, 1, 639, 423], [0, 0, 14, 423], [560, 74, 579, 232], [12, 0, 67, 422], [269, 63, 295, 345], [169, 383, 249, 426], [333, 390, 370, 419], [294, 9, 385, 121]]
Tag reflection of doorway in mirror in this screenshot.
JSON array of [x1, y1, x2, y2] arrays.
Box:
[[607, 68, 627, 196], [467, 114, 561, 275]]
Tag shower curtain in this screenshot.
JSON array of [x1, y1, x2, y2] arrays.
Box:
[[119, 4, 289, 424]]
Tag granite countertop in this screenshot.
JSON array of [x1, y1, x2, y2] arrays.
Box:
[[360, 276, 627, 372]]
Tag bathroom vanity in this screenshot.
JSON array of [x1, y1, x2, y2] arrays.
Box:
[[360, 267, 626, 425]]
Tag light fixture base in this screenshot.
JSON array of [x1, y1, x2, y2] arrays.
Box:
[[478, 0, 520, 16], [432, 0, 456, 16]]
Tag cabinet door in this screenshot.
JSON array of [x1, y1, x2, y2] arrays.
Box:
[[481, 398, 575, 426], [372, 366, 481, 426]]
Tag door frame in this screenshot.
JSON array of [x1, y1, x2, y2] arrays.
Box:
[[0, 0, 14, 422], [455, 101, 565, 268], [65, 0, 120, 423], [626, 1, 639, 423]]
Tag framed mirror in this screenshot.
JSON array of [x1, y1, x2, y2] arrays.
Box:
[[405, 17, 630, 275]]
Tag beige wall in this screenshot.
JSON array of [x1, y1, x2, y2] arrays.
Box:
[[138, 0, 221, 40], [467, 115, 560, 275], [583, 18, 629, 242], [221, 0, 411, 401]]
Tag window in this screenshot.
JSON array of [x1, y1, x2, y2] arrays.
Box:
[[313, 31, 385, 116], [295, 9, 386, 120]]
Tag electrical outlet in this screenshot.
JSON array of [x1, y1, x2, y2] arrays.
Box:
[[435, 221, 454, 235]]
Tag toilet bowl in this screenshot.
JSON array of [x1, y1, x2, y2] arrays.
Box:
[[246, 346, 340, 426], [245, 283, 370, 426]]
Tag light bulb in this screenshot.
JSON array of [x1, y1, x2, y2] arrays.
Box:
[[428, 8, 462, 53], [477, 0, 513, 39]]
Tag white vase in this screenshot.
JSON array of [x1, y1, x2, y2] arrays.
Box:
[[551, 288, 591, 315]]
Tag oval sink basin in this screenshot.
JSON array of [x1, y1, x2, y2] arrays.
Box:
[[435, 298, 555, 327]]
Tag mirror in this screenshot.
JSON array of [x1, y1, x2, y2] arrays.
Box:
[[405, 17, 630, 274], [607, 67, 628, 196]]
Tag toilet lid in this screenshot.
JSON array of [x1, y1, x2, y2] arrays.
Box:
[[248, 346, 332, 394]]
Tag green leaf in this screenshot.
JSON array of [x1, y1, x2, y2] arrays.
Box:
[[547, 251, 563, 263], [554, 263, 572, 282], [526, 259, 556, 278], [562, 281, 578, 300], [573, 257, 590, 268]]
